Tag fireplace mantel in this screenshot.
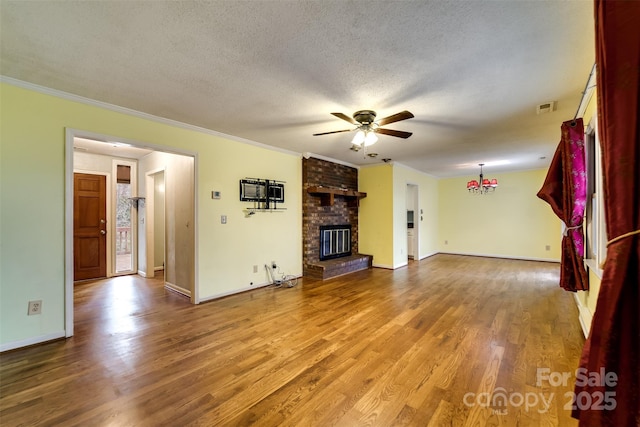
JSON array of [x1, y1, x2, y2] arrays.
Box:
[[306, 186, 367, 207]]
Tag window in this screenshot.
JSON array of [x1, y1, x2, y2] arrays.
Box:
[[113, 160, 137, 275], [584, 117, 607, 275]]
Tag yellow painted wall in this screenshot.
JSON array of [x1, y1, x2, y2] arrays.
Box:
[[0, 82, 301, 348], [359, 163, 439, 269], [438, 169, 562, 261], [359, 164, 394, 267]]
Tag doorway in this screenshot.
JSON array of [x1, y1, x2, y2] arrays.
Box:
[[145, 169, 166, 279], [65, 129, 198, 337], [406, 183, 419, 261], [115, 163, 136, 274]]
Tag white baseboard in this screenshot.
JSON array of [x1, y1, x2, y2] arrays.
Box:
[[372, 263, 394, 269], [165, 282, 191, 297], [374, 252, 436, 269], [138, 270, 148, 277], [437, 251, 560, 263], [154, 266, 164, 271], [573, 293, 593, 338], [199, 281, 273, 303], [1, 331, 66, 352], [418, 252, 438, 260]]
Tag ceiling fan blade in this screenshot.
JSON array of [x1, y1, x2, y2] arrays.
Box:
[[375, 128, 413, 139], [312, 129, 353, 136], [331, 112, 358, 125], [377, 110, 414, 126]]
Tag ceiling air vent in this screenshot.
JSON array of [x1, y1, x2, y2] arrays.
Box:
[[536, 101, 556, 115]]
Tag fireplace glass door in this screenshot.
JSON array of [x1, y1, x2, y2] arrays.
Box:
[[319, 225, 352, 260]]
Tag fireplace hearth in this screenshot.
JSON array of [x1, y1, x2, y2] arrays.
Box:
[[319, 224, 351, 261]]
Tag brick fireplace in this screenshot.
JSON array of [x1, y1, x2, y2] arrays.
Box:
[[303, 157, 372, 279]]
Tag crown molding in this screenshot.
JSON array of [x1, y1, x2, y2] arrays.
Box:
[[302, 152, 359, 169], [1, 75, 300, 158]]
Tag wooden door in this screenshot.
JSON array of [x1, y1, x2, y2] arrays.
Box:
[[74, 173, 107, 280]]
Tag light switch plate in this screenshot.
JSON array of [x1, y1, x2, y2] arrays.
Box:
[[221, 215, 227, 224]]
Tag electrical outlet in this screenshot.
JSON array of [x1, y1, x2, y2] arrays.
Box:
[[445, 240, 448, 245], [253, 265, 258, 273], [271, 261, 277, 269], [28, 300, 42, 315], [545, 245, 551, 251]]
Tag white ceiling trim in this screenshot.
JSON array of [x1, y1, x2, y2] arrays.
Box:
[[302, 152, 359, 169]]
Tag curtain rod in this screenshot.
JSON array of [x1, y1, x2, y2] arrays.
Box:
[[573, 63, 597, 122]]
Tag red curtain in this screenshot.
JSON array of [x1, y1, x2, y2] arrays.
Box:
[[537, 119, 589, 292], [573, 1, 640, 425]]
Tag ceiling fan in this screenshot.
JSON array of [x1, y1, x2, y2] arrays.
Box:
[[313, 110, 414, 148]]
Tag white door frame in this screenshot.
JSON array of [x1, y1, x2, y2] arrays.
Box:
[[144, 167, 166, 279]]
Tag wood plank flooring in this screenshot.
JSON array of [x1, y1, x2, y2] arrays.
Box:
[[0, 255, 584, 426]]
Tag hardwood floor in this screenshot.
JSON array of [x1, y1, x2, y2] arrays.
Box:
[[0, 255, 584, 426]]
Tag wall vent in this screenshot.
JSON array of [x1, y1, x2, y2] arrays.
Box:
[[536, 101, 557, 115]]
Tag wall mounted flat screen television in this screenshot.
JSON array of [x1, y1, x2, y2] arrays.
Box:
[[267, 184, 285, 203], [239, 179, 284, 203]]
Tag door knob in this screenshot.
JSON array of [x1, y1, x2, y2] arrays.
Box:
[[100, 230, 106, 235]]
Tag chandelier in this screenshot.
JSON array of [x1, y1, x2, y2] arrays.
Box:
[[467, 163, 498, 194]]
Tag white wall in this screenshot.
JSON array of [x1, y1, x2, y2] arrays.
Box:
[[74, 151, 114, 173]]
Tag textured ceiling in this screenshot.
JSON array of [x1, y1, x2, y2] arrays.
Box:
[[1, 1, 594, 177]]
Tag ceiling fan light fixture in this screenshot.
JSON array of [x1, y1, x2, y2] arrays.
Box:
[[315, 109, 413, 150], [364, 130, 378, 146], [352, 130, 365, 146]]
